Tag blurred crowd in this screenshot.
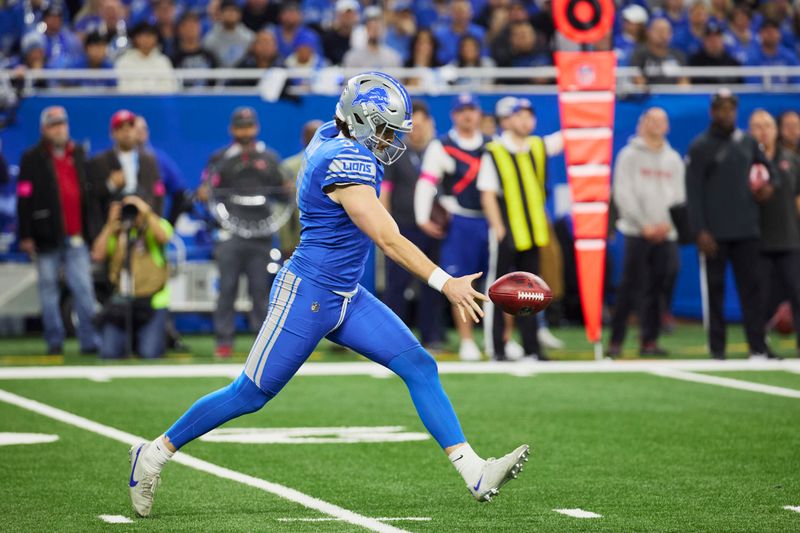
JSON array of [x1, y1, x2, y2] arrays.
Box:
[[3, 0, 800, 92]]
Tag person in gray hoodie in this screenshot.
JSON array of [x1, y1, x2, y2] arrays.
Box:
[[608, 108, 685, 357]]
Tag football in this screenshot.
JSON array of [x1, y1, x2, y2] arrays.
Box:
[[749, 163, 769, 193], [488, 272, 553, 316]]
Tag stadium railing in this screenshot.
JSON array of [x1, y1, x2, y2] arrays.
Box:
[[4, 65, 800, 96]]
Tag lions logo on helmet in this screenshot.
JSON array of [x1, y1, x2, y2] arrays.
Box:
[[352, 85, 391, 113], [336, 72, 413, 166]]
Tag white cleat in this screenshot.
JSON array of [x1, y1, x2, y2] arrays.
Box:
[[129, 442, 161, 517], [468, 444, 530, 502], [538, 327, 565, 350], [459, 339, 483, 361], [504, 340, 525, 361]]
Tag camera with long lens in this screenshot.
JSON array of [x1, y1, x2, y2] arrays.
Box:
[[120, 203, 139, 230]]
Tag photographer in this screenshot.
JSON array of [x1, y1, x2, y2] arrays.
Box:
[[91, 195, 172, 359]]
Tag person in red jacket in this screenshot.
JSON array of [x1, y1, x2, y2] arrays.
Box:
[[17, 106, 101, 354]]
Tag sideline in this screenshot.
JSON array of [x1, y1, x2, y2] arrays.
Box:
[[0, 360, 799, 381], [0, 388, 411, 533]]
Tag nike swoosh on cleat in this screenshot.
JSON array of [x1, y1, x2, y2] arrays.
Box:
[[452, 455, 464, 462], [473, 474, 483, 492], [129, 446, 142, 487]]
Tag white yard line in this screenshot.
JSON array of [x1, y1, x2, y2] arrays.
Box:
[[783, 505, 800, 513], [650, 369, 800, 399], [98, 515, 133, 524], [276, 517, 431, 522], [554, 508, 603, 518], [0, 389, 410, 533], [1, 360, 799, 381]]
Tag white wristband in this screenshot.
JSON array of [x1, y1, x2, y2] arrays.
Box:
[[427, 267, 452, 292]]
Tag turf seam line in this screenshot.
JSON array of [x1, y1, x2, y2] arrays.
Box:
[[648, 369, 800, 399], [98, 515, 134, 524], [0, 388, 411, 533], [1, 360, 800, 380], [553, 508, 603, 518]]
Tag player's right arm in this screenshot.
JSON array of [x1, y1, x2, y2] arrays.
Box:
[[330, 183, 488, 323]]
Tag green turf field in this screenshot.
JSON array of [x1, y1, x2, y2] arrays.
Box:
[[1, 362, 799, 532]]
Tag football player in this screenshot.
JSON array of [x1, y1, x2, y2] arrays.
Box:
[[128, 72, 529, 517]]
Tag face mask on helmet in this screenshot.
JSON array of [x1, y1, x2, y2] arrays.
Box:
[[363, 114, 408, 165]]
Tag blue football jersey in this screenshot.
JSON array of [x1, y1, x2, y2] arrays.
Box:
[[287, 121, 384, 292]]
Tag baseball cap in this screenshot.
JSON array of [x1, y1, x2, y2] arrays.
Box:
[[335, 0, 359, 13], [510, 97, 534, 115], [110, 109, 137, 129], [704, 20, 724, 36], [711, 88, 738, 108], [392, 0, 413, 12], [84, 31, 109, 47], [40, 106, 68, 128], [452, 93, 480, 112], [42, 5, 65, 18], [622, 4, 648, 24], [495, 96, 519, 119], [294, 32, 317, 49], [230, 106, 259, 128]]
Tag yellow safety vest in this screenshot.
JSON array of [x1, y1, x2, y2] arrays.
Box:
[[485, 136, 549, 250]]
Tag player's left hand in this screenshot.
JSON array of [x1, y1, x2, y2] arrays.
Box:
[[443, 272, 489, 323]]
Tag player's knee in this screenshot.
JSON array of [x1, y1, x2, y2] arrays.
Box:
[[392, 345, 440, 382], [232, 373, 272, 413]]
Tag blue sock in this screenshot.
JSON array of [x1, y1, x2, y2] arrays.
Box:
[[389, 346, 466, 448], [166, 373, 271, 449]]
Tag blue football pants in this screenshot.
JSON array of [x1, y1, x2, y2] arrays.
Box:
[[166, 266, 466, 449]]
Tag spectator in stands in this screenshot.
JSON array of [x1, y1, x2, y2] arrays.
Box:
[[415, 94, 488, 361], [279, 119, 321, 257], [70, 31, 115, 88], [385, 0, 417, 64], [779, 110, 800, 155], [724, 5, 754, 64], [171, 11, 218, 88], [37, 4, 83, 69], [115, 22, 178, 93], [496, 21, 552, 84], [749, 109, 800, 357], [17, 106, 101, 355], [449, 34, 496, 87], [529, 0, 556, 49], [10, 32, 49, 93], [2, 0, 49, 59], [343, 7, 402, 69], [284, 31, 328, 72], [203, 0, 254, 68], [489, 0, 539, 67], [686, 90, 775, 359], [92, 195, 172, 359], [230, 29, 281, 86], [274, 1, 321, 61], [434, 0, 485, 65], [745, 20, 800, 85], [88, 110, 164, 220], [607, 108, 685, 358], [672, 0, 710, 57], [403, 28, 440, 89], [689, 20, 742, 84], [322, 0, 361, 66], [631, 18, 689, 86], [475, 0, 511, 32], [134, 115, 188, 226], [380, 101, 445, 350], [94, 0, 129, 60], [196, 107, 286, 358], [241, 0, 280, 33], [614, 4, 648, 66], [152, 0, 178, 58], [709, 0, 732, 28], [73, 0, 103, 36], [653, 0, 689, 37]]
